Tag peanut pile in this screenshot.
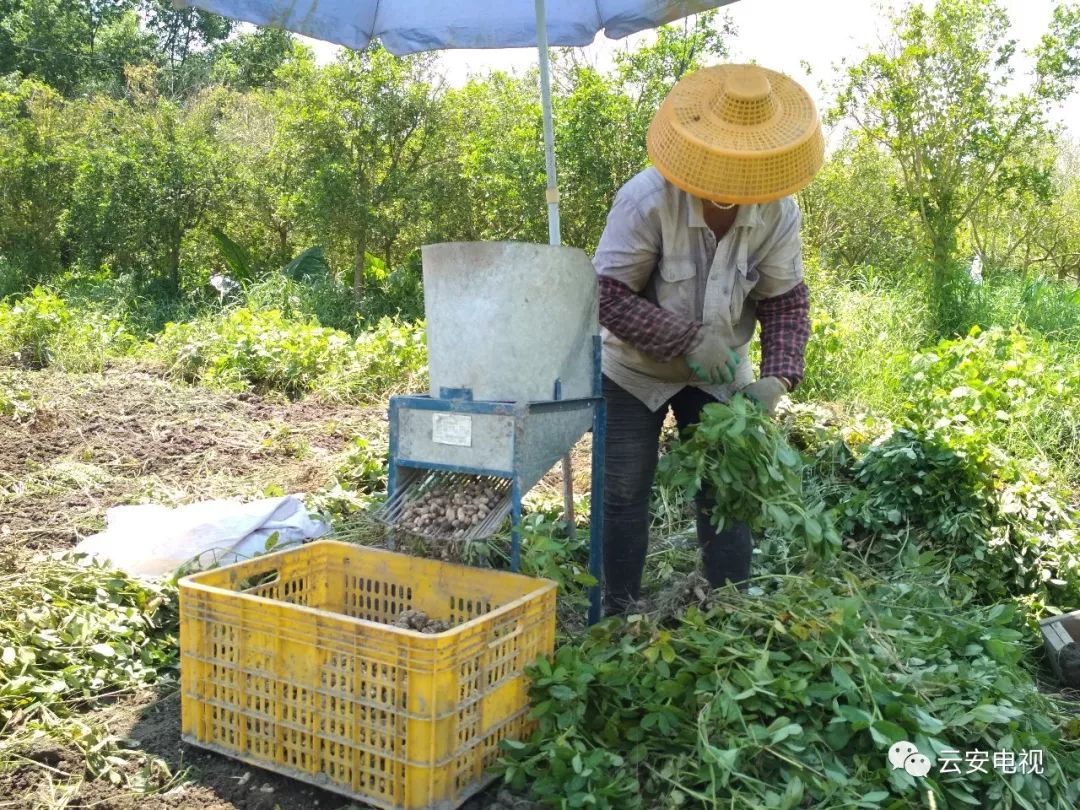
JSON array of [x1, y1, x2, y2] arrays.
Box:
[[393, 608, 450, 634], [396, 478, 504, 538]]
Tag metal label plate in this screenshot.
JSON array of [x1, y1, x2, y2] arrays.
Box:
[[432, 413, 472, 447]]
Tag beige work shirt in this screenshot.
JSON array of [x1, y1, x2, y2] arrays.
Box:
[[594, 167, 805, 410]]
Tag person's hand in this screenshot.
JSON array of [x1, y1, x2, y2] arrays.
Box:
[[740, 376, 787, 416], [686, 332, 740, 385]]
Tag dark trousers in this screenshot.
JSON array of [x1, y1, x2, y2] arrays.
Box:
[[602, 374, 753, 614]]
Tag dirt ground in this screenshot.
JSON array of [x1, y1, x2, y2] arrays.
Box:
[[0, 364, 384, 561], [0, 363, 593, 561], [0, 365, 549, 809]]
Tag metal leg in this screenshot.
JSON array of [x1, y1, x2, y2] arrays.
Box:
[[561, 454, 576, 541], [387, 399, 399, 551], [386, 466, 397, 551], [510, 477, 523, 572], [588, 399, 606, 625]]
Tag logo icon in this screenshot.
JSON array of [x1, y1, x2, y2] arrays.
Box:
[[889, 741, 931, 778]]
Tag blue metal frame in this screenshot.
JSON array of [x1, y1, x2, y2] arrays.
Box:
[[386, 334, 608, 624]]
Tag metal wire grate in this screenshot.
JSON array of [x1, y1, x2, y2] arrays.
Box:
[[377, 469, 513, 542]]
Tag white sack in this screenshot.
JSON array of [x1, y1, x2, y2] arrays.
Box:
[[73, 495, 327, 576]]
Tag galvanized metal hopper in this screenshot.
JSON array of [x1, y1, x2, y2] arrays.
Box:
[[377, 241, 606, 622]]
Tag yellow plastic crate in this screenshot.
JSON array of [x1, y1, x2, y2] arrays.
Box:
[[179, 540, 556, 810]]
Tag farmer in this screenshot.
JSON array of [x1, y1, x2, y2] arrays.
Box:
[[595, 63, 824, 615]]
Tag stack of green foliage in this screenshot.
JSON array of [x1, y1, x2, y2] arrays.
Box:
[[0, 556, 178, 784], [501, 326, 1080, 810], [0, 557, 177, 725], [503, 575, 1080, 809], [824, 328, 1080, 609]]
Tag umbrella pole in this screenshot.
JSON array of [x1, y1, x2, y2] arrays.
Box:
[[534, 0, 561, 246]]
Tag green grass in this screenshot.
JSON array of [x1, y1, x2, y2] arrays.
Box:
[[935, 269, 1080, 346], [797, 262, 932, 417], [798, 264, 1080, 464]]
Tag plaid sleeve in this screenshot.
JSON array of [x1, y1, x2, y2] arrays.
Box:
[[756, 281, 811, 387], [599, 276, 701, 362]]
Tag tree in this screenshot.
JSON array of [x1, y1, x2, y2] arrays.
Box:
[[276, 46, 444, 298], [210, 26, 294, 91], [144, 0, 232, 67], [144, 0, 232, 97], [0, 79, 72, 294], [0, 0, 147, 95], [610, 10, 734, 146], [798, 136, 919, 272], [835, 0, 1080, 312], [64, 76, 229, 293], [552, 11, 734, 252], [964, 136, 1057, 274], [427, 71, 547, 246], [211, 69, 310, 273], [1027, 140, 1080, 283]]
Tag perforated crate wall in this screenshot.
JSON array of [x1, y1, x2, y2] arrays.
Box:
[[179, 540, 556, 810]]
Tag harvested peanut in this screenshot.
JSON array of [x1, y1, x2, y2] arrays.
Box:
[[396, 478, 506, 538]]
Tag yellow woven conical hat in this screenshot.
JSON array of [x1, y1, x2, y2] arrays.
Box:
[[647, 64, 824, 204]]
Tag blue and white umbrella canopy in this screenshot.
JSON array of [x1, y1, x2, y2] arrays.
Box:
[[174, 0, 743, 243]]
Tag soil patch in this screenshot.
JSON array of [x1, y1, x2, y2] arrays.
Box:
[[0, 364, 383, 564]]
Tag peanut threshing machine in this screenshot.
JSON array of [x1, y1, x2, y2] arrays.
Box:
[[380, 241, 606, 623]]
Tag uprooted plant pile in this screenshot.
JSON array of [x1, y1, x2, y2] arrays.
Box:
[[499, 327, 1080, 810], [0, 555, 180, 789], [500, 572, 1080, 810], [0, 556, 178, 730]]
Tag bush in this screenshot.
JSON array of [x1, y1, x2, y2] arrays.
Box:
[[242, 272, 361, 334], [333, 437, 388, 495], [933, 270, 1080, 345], [796, 263, 930, 416], [0, 287, 138, 371], [153, 307, 355, 397], [804, 326, 1080, 607], [320, 317, 428, 402], [904, 327, 1080, 484], [153, 308, 427, 401], [47, 267, 201, 338], [0, 287, 70, 368], [846, 426, 994, 544]]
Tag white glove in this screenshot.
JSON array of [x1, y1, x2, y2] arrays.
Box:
[[740, 376, 788, 416], [686, 331, 740, 385]]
